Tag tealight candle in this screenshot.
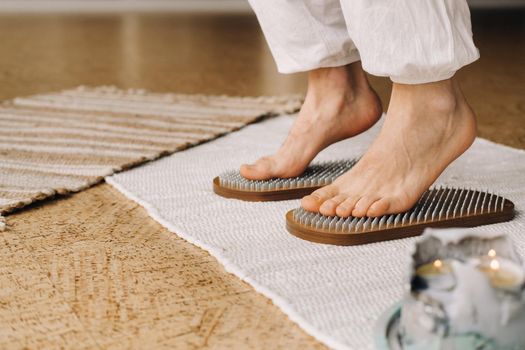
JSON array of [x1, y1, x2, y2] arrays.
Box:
[[416, 259, 455, 290], [477, 249, 525, 291]]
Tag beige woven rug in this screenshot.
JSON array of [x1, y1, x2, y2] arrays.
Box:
[[0, 86, 301, 230]]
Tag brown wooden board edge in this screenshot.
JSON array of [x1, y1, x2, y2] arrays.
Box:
[[285, 199, 515, 246], [212, 176, 322, 202]]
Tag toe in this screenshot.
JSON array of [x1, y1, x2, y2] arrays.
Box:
[[352, 196, 379, 217], [239, 163, 255, 178], [240, 157, 273, 180], [301, 185, 339, 212], [383, 193, 416, 215], [319, 194, 348, 216], [366, 198, 391, 217], [335, 196, 360, 217]]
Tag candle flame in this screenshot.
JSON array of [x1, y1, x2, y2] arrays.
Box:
[[433, 259, 443, 268], [488, 249, 497, 258], [490, 259, 500, 271]]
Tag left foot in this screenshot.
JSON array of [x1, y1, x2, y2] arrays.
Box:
[[301, 78, 477, 218], [240, 63, 382, 180]]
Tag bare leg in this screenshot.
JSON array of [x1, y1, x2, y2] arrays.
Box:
[[302, 77, 477, 217], [240, 61, 382, 180]]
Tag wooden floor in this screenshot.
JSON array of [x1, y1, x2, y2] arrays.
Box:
[[1, 10, 524, 349]]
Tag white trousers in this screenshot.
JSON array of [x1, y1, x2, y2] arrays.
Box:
[[248, 0, 480, 84]]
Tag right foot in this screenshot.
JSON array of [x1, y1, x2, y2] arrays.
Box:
[[240, 62, 383, 180], [301, 77, 477, 218]]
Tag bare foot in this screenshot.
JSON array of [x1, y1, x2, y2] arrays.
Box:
[[240, 62, 382, 180], [301, 77, 477, 218]]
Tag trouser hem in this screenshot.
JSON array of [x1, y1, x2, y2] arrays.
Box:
[[277, 50, 361, 74], [388, 51, 480, 84]]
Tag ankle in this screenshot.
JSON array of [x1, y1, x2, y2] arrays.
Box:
[[309, 61, 370, 92], [346, 61, 372, 93], [307, 63, 375, 108], [391, 78, 465, 117], [389, 78, 477, 146]]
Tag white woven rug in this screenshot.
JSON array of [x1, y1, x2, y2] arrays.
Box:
[[107, 115, 525, 350]]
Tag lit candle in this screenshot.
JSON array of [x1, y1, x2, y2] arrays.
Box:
[[477, 249, 525, 291], [415, 259, 456, 290]]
